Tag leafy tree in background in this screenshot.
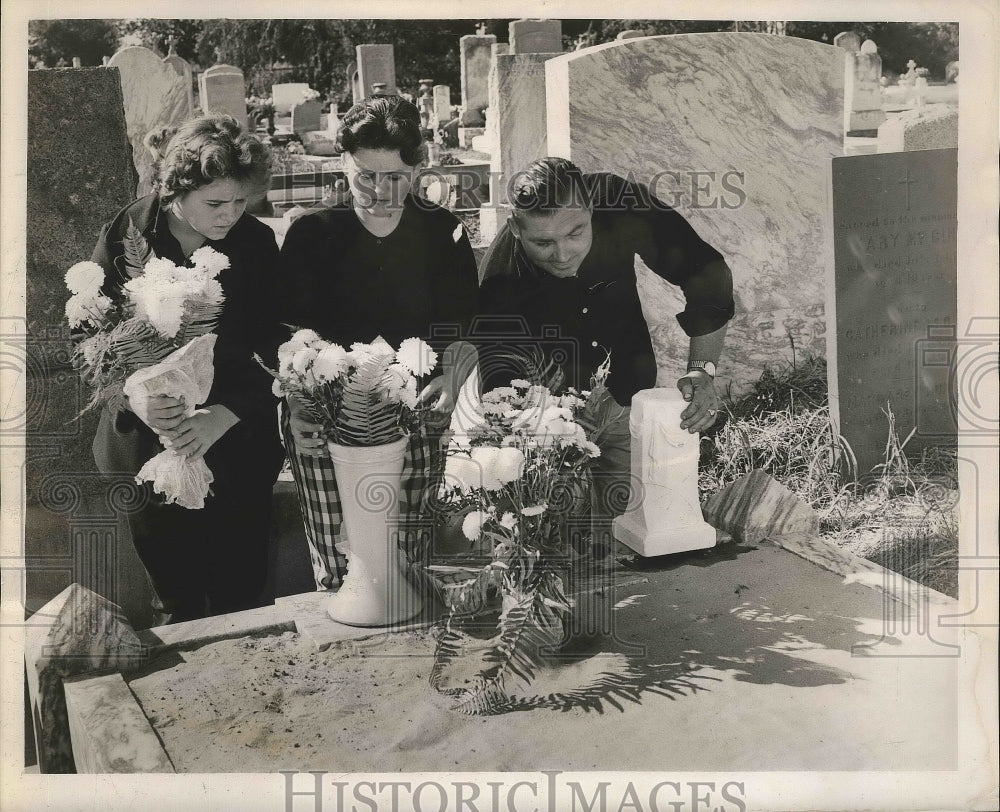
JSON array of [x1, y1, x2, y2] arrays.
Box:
[[28, 19, 118, 67], [116, 19, 203, 62], [27, 17, 958, 85]]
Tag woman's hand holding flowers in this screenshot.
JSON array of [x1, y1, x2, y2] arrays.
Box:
[[166, 405, 239, 461], [143, 394, 188, 432], [288, 397, 327, 458]]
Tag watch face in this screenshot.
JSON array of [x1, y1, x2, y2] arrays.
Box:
[[688, 361, 716, 377]]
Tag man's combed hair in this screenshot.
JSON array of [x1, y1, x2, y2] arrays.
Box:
[[336, 94, 427, 167], [155, 115, 271, 204], [509, 157, 592, 218]]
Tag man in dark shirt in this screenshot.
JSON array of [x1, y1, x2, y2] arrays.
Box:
[[477, 157, 735, 533]]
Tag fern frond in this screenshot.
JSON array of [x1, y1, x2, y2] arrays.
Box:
[[335, 357, 403, 446], [447, 586, 567, 715], [122, 218, 153, 279]]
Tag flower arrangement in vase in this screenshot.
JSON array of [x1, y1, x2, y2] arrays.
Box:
[[259, 330, 439, 626], [427, 357, 620, 713]]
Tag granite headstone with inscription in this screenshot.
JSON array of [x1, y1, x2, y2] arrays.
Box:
[[25, 67, 154, 629], [199, 64, 247, 124], [831, 148, 958, 476]]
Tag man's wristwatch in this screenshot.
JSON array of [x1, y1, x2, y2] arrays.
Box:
[[685, 360, 717, 379]]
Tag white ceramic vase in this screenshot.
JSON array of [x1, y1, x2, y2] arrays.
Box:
[[325, 436, 423, 627]]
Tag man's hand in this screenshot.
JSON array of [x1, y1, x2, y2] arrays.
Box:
[[677, 371, 721, 433], [288, 397, 327, 458], [165, 405, 240, 461]]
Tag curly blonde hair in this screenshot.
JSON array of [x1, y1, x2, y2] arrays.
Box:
[[155, 115, 271, 204]]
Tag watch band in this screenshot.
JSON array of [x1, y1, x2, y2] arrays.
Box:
[[686, 360, 717, 378]]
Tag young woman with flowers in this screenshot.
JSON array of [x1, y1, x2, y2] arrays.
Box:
[[88, 115, 285, 624], [276, 95, 479, 589]]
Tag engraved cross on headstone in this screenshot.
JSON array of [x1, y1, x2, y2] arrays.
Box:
[[166, 35, 178, 55], [899, 168, 918, 210]]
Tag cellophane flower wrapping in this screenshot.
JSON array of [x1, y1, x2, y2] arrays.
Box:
[[124, 333, 218, 509]]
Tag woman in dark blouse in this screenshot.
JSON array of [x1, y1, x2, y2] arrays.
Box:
[[90, 115, 285, 624], [278, 95, 479, 589]]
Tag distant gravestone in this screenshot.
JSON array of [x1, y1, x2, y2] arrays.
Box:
[[846, 40, 887, 133], [198, 63, 247, 124], [346, 61, 361, 106], [480, 51, 562, 241], [272, 82, 311, 114], [162, 41, 194, 119], [107, 46, 190, 196], [509, 19, 562, 54], [831, 149, 957, 475], [459, 34, 495, 125], [617, 30, 644, 40], [833, 31, 861, 52], [545, 34, 844, 392], [290, 99, 323, 134], [25, 67, 155, 630], [354, 45, 396, 105], [878, 104, 958, 153], [432, 84, 451, 127]]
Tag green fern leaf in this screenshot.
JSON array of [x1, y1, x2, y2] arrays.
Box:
[[336, 357, 404, 446]]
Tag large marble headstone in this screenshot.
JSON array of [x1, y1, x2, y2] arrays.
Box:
[[25, 68, 154, 630], [107, 46, 191, 196], [480, 51, 562, 241], [198, 63, 247, 124], [459, 34, 495, 125], [545, 33, 844, 393], [830, 149, 957, 475], [509, 19, 562, 54], [355, 45, 397, 101], [272, 82, 311, 114]]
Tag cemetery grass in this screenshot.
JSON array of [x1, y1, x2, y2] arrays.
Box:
[[699, 355, 958, 598]]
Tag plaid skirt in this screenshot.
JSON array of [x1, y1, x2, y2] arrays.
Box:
[[279, 403, 439, 589]]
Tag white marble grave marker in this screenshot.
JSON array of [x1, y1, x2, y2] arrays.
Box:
[[545, 33, 844, 393], [613, 388, 716, 556]]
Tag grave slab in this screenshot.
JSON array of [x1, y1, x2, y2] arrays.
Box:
[[64, 672, 174, 773], [545, 34, 844, 393], [60, 537, 960, 773]]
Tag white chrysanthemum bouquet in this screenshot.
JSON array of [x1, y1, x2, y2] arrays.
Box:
[[428, 360, 618, 714], [66, 222, 228, 509], [259, 329, 439, 446]]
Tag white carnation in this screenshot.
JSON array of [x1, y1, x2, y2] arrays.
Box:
[[461, 510, 487, 541], [312, 343, 349, 382], [65, 291, 112, 328], [395, 337, 438, 376], [64, 261, 105, 296], [188, 246, 230, 277], [469, 446, 502, 491], [521, 504, 547, 517], [443, 452, 480, 494], [493, 446, 525, 484], [289, 328, 324, 348], [500, 512, 518, 530], [291, 346, 318, 375]]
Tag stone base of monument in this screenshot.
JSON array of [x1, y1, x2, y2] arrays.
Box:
[[612, 388, 717, 557], [458, 126, 485, 148]]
